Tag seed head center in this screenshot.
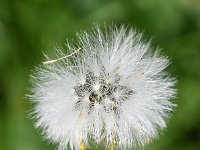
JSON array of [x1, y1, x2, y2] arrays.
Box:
[[74, 71, 134, 112]]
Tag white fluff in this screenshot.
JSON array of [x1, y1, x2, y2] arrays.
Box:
[[29, 25, 176, 150]]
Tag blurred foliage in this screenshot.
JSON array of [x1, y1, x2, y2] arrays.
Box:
[[0, 0, 200, 150]]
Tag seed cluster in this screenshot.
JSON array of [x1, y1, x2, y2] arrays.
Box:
[[74, 71, 134, 113]]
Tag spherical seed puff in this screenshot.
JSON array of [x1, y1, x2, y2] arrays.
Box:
[[29, 25, 176, 150]]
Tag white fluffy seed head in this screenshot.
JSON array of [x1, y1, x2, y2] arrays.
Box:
[[29, 25, 176, 150]]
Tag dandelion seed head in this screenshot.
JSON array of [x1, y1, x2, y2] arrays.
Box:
[[29, 25, 176, 150]]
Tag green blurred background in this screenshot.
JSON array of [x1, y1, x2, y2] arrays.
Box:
[[0, 0, 200, 150]]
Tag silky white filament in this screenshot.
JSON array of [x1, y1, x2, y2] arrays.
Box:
[[43, 48, 81, 64]]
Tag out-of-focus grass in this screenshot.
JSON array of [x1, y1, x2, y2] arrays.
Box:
[[0, 0, 200, 150]]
